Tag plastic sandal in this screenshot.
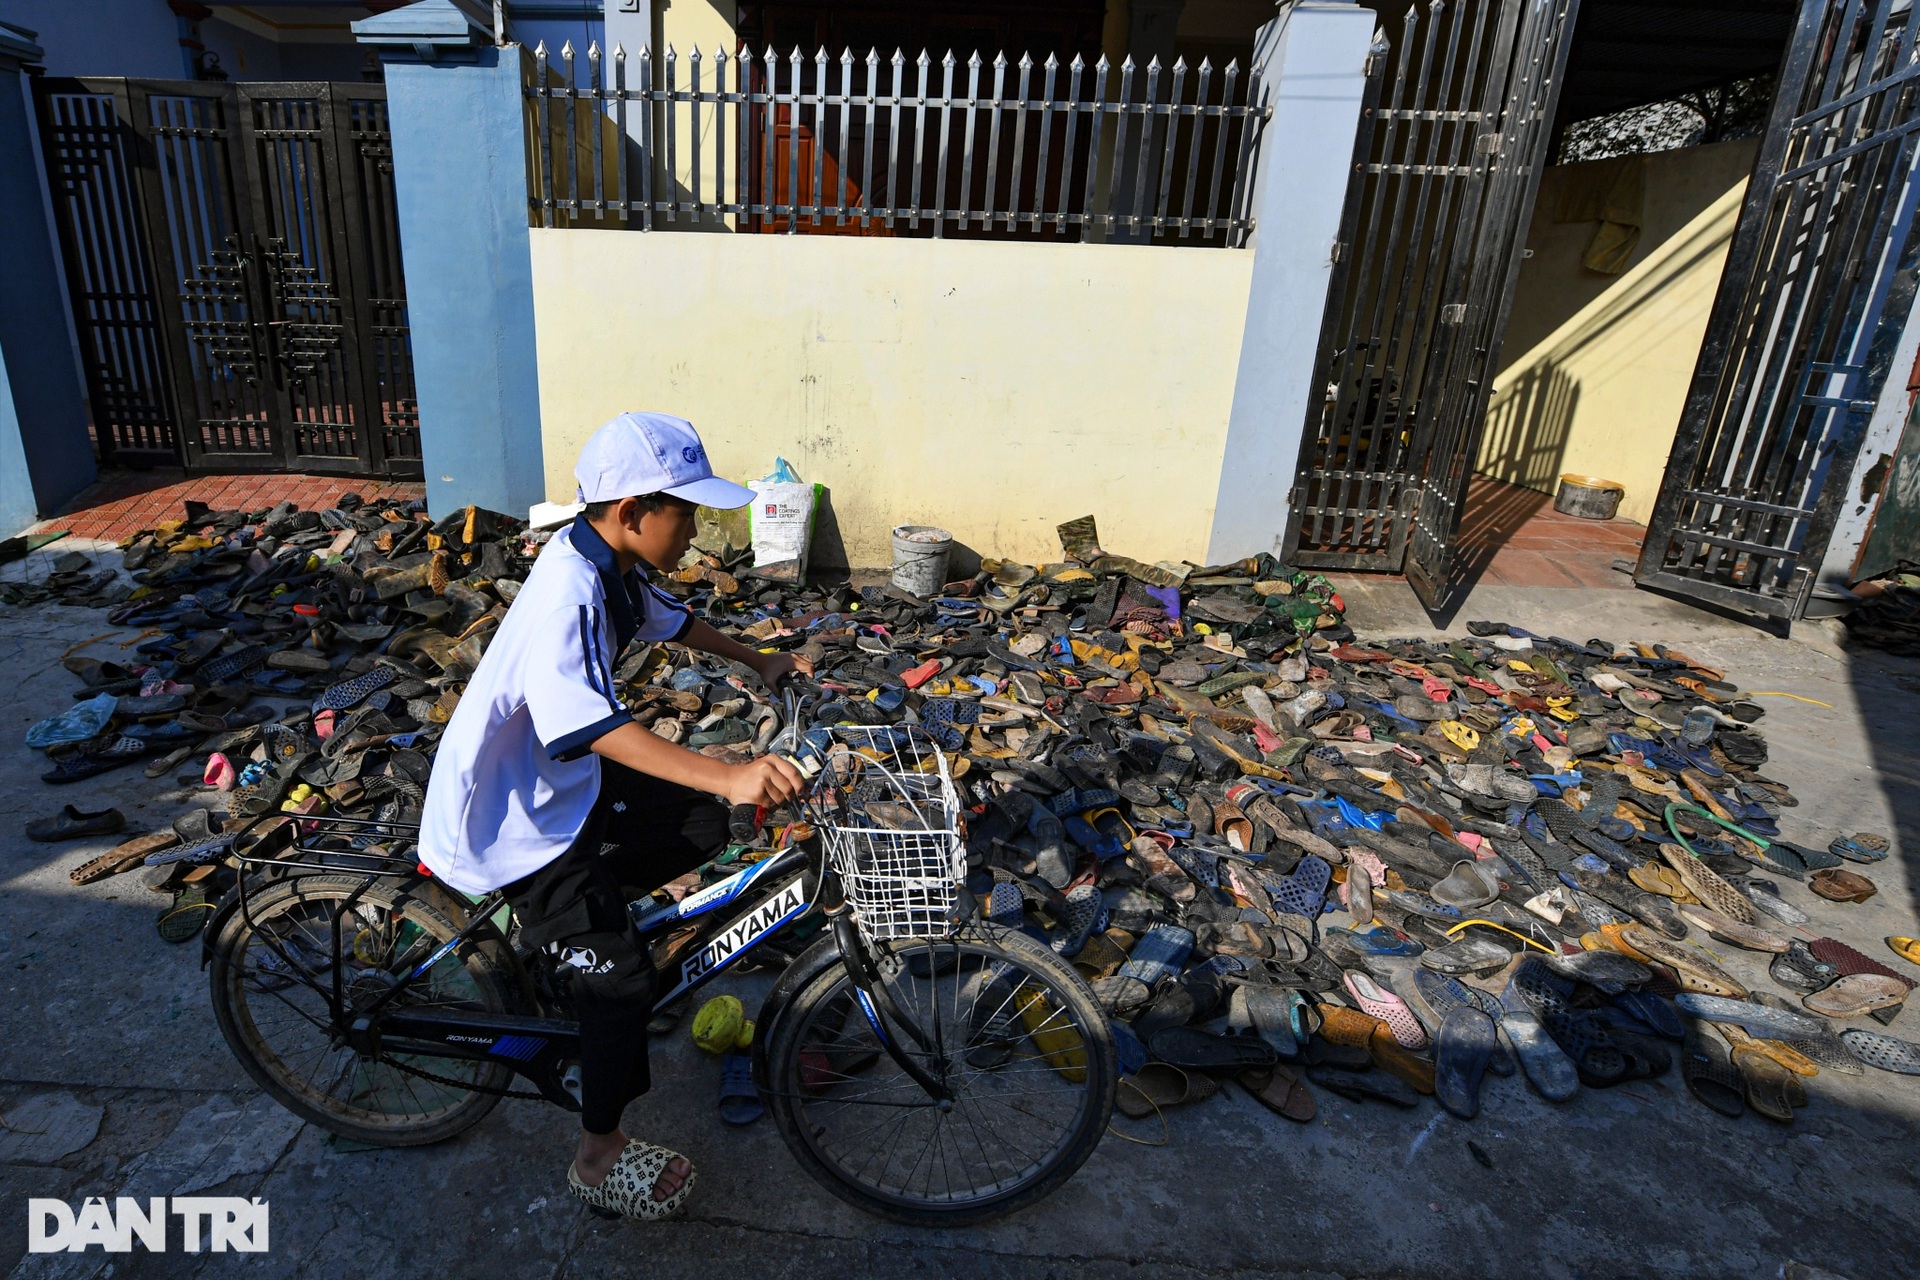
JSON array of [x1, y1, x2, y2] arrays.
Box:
[[718, 1051, 764, 1125], [1343, 971, 1427, 1049], [1840, 1028, 1920, 1076], [1434, 1006, 1498, 1120], [310, 666, 396, 713], [1050, 884, 1100, 958], [567, 1140, 697, 1221], [1682, 1024, 1746, 1118], [1829, 832, 1890, 864], [1237, 1064, 1315, 1122], [1267, 855, 1332, 919], [68, 830, 179, 885], [41, 736, 150, 784], [1508, 957, 1626, 1086], [1116, 924, 1195, 988]]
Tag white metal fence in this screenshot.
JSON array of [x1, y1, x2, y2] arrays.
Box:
[[526, 42, 1270, 244]]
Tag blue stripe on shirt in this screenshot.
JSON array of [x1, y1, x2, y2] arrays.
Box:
[[547, 710, 633, 762], [577, 606, 603, 698]]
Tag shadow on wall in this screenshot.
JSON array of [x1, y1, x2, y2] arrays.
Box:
[[1477, 363, 1581, 494], [1475, 174, 1751, 525]]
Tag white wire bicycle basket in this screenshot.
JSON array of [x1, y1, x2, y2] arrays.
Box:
[[804, 725, 966, 941]]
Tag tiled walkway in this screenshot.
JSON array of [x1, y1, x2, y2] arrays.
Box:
[[1452, 473, 1647, 589], [27, 468, 427, 546]]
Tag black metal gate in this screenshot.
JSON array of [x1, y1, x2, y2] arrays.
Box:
[[34, 78, 421, 478], [1282, 0, 1580, 608], [1635, 0, 1920, 620]]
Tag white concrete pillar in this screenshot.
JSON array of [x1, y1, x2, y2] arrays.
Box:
[[1204, 0, 1376, 564]]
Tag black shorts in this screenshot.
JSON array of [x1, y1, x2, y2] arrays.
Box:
[[501, 762, 730, 1002], [499, 762, 729, 1131]]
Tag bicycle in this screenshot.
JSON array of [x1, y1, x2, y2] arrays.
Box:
[[201, 691, 1117, 1225]]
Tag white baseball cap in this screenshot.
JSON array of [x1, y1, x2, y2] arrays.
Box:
[[573, 412, 755, 509]]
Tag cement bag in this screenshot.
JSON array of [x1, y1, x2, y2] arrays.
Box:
[[748, 457, 820, 584]]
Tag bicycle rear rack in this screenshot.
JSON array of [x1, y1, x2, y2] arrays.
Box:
[[229, 811, 425, 878]]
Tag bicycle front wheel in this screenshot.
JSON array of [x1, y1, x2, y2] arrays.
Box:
[[207, 874, 520, 1147], [764, 922, 1116, 1226]]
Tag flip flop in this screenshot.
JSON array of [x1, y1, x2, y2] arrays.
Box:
[[718, 1051, 764, 1125], [1674, 994, 1823, 1041], [1803, 974, 1909, 1019], [1434, 1006, 1498, 1119], [1115, 1062, 1217, 1118], [1237, 1063, 1316, 1122], [1147, 1025, 1277, 1073], [1839, 1028, 1920, 1076], [1678, 905, 1790, 953], [1612, 990, 1685, 1040], [1682, 1024, 1746, 1118], [68, 830, 180, 884], [1888, 937, 1920, 968], [1770, 941, 1840, 994]]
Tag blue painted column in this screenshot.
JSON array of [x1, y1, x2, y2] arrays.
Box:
[[0, 22, 96, 536], [1205, 2, 1378, 563], [354, 0, 545, 518]]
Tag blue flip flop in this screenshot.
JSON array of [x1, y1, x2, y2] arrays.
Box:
[[718, 1052, 764, 1125]]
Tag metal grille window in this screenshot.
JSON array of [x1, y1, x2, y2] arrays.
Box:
[[525, 42, 1270, 242]]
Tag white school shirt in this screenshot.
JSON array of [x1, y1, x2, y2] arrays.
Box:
[[418, 516, 694, 893]]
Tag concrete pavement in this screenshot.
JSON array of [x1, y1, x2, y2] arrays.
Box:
[[2, 565, 1917, 1279]]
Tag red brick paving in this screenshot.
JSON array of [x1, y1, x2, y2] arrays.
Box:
[[1453, 473, 1645, 589], [27, 468, 427, 545], [1327, 472, 1648, 593]]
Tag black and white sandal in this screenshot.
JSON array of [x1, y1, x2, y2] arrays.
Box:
[[567, 1140, 696, 1221]]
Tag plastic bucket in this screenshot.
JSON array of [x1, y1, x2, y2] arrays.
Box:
[[891, 525, 953, 597], [1553, 474, 1624, 520]]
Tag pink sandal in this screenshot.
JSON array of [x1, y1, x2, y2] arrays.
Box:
[[1345, 971, 1428, 1049], [202, 752, 236, 791]]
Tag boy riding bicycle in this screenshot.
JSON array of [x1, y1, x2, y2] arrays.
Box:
[[419, 413, 811, 1221]]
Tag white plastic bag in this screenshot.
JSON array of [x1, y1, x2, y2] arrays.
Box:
[[748, 457, 820, 584]]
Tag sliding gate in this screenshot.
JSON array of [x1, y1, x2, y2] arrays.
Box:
[[1282, 0, 1580, 608], [1635, 0, 1920, 619], [34, 79, 421, 477]]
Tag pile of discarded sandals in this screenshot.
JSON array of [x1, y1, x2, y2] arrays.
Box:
[[18, 501, 1920, 1120], [1843, 561, 1920, 656]]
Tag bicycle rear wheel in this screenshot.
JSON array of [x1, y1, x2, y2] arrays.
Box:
[[764, 922, 1115, 1225], [207, 874, 519, 1147]]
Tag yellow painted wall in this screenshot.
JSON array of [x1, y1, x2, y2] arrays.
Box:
[[654, 0, 738, 230], [1477, 140, 1758, 525], [530, 229, 1251, 566]]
